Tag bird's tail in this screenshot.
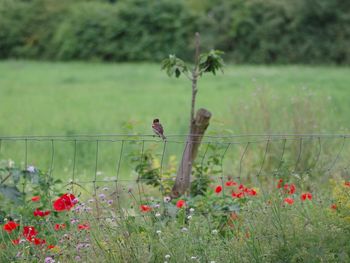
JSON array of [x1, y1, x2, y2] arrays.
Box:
[[161, 134, 166, 140]]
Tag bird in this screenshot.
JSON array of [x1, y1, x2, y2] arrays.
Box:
[[152, 119, 166, 140]]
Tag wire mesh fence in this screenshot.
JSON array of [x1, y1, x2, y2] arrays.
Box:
[[1, 133, 349, 201]]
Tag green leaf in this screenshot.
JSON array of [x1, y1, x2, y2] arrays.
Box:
[[0, 185, 23, 204], [161, 54, 188, 78], [198, 49, 225, 76]]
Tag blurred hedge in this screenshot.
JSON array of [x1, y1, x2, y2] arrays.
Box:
[[0, 0, 349, 64]]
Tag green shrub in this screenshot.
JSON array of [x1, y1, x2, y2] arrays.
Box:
[[200, 0, 350, 64], [51, 0, 199, 61], [0, 0, 349, 63]]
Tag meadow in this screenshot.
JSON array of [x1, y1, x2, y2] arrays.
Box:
[[1, 61, 350, 262], [1, 61, 350, 136]]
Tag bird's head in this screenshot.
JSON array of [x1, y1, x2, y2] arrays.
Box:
[[153, 119, 160, 123]]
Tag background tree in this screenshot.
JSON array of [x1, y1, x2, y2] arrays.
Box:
[[161, 32, 224, 197]]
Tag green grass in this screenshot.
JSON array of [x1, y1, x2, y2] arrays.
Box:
[[1, 61, 350, 135], [1, 61, 350, 181]]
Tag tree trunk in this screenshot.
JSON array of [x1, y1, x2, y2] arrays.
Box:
[[171, 108, 212, 198]]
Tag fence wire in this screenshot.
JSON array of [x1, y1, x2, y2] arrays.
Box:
[[0, 133, 350, 212]]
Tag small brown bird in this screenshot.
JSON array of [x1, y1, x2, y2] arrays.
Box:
[[152, 119, 166, 140]]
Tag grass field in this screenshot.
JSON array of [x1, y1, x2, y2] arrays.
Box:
[[1, 61, 350, 136], [1, 61, 350, 181]]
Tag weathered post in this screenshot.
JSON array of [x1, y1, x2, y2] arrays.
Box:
[[171, 108, 211, 197]]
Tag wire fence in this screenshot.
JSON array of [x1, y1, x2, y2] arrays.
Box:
[[1, 133, 350, 261], [1, 133, 349, 200]]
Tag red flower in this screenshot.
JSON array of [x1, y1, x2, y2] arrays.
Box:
[[331, 204, 337, 210], [283, 183, 296, 195], [47, 245, 55, 249], [246, 188, 257, 196], [238, 184, 245, 191], [284, 198, 294, 205], [54, 224, 66, 231], [32, 238, 46, 245], [232, 191, 244, 198], [23, 226, 38, 240], [3, 221, 19, 233], [176, 199, 185, 208], [31, 196, 41, 202], [215, 185, 222, 194], [301, 192, 312, 201], [140, 205, 152, 212], [33, 208, 51, 217], [289, 184, 296, 194], [78, 224, 90, 231], [225, 181, 237, 187], [345, 182, 350, 187], [277, 179, 283, 188], [12, 239, 20, 245], [53, 193, 76, 211]]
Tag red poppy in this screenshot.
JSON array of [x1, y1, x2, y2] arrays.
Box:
[[33, 208, 51, 217], [140, 205, 152, 212], [238, 184, 245, 191], [215, 185, 222, 194], [284, 198, 294, 205], [31, 196, 41, 202], [78, 224, 90, 231], [225, 181, 237, 187], [23, 226, 38, 240], [53, 193, 76, 211], [232, 191, 244, 198], [284, 183, 296, 195], [331, 204, 337, 210], [289, 184, 296, 194], [47, 245, 55, 249], [32, 238, 46, 245], [345, 182, 350, 187], [246, 188, 257, 196], [301, 192, 312, 201], [176, 199, 185, 208], [54, 224, 66, 231], [3, 221, 19, 233], [277, 179, 283, 188], [12, 239, 20, 245]]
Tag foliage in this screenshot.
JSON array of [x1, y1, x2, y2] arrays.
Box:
[[161, 55, 189, 78], [198, 50, 225, 75], [0, 0, 198, 61], [0, 160, 62, 220], [0, 0, 349, 63]]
